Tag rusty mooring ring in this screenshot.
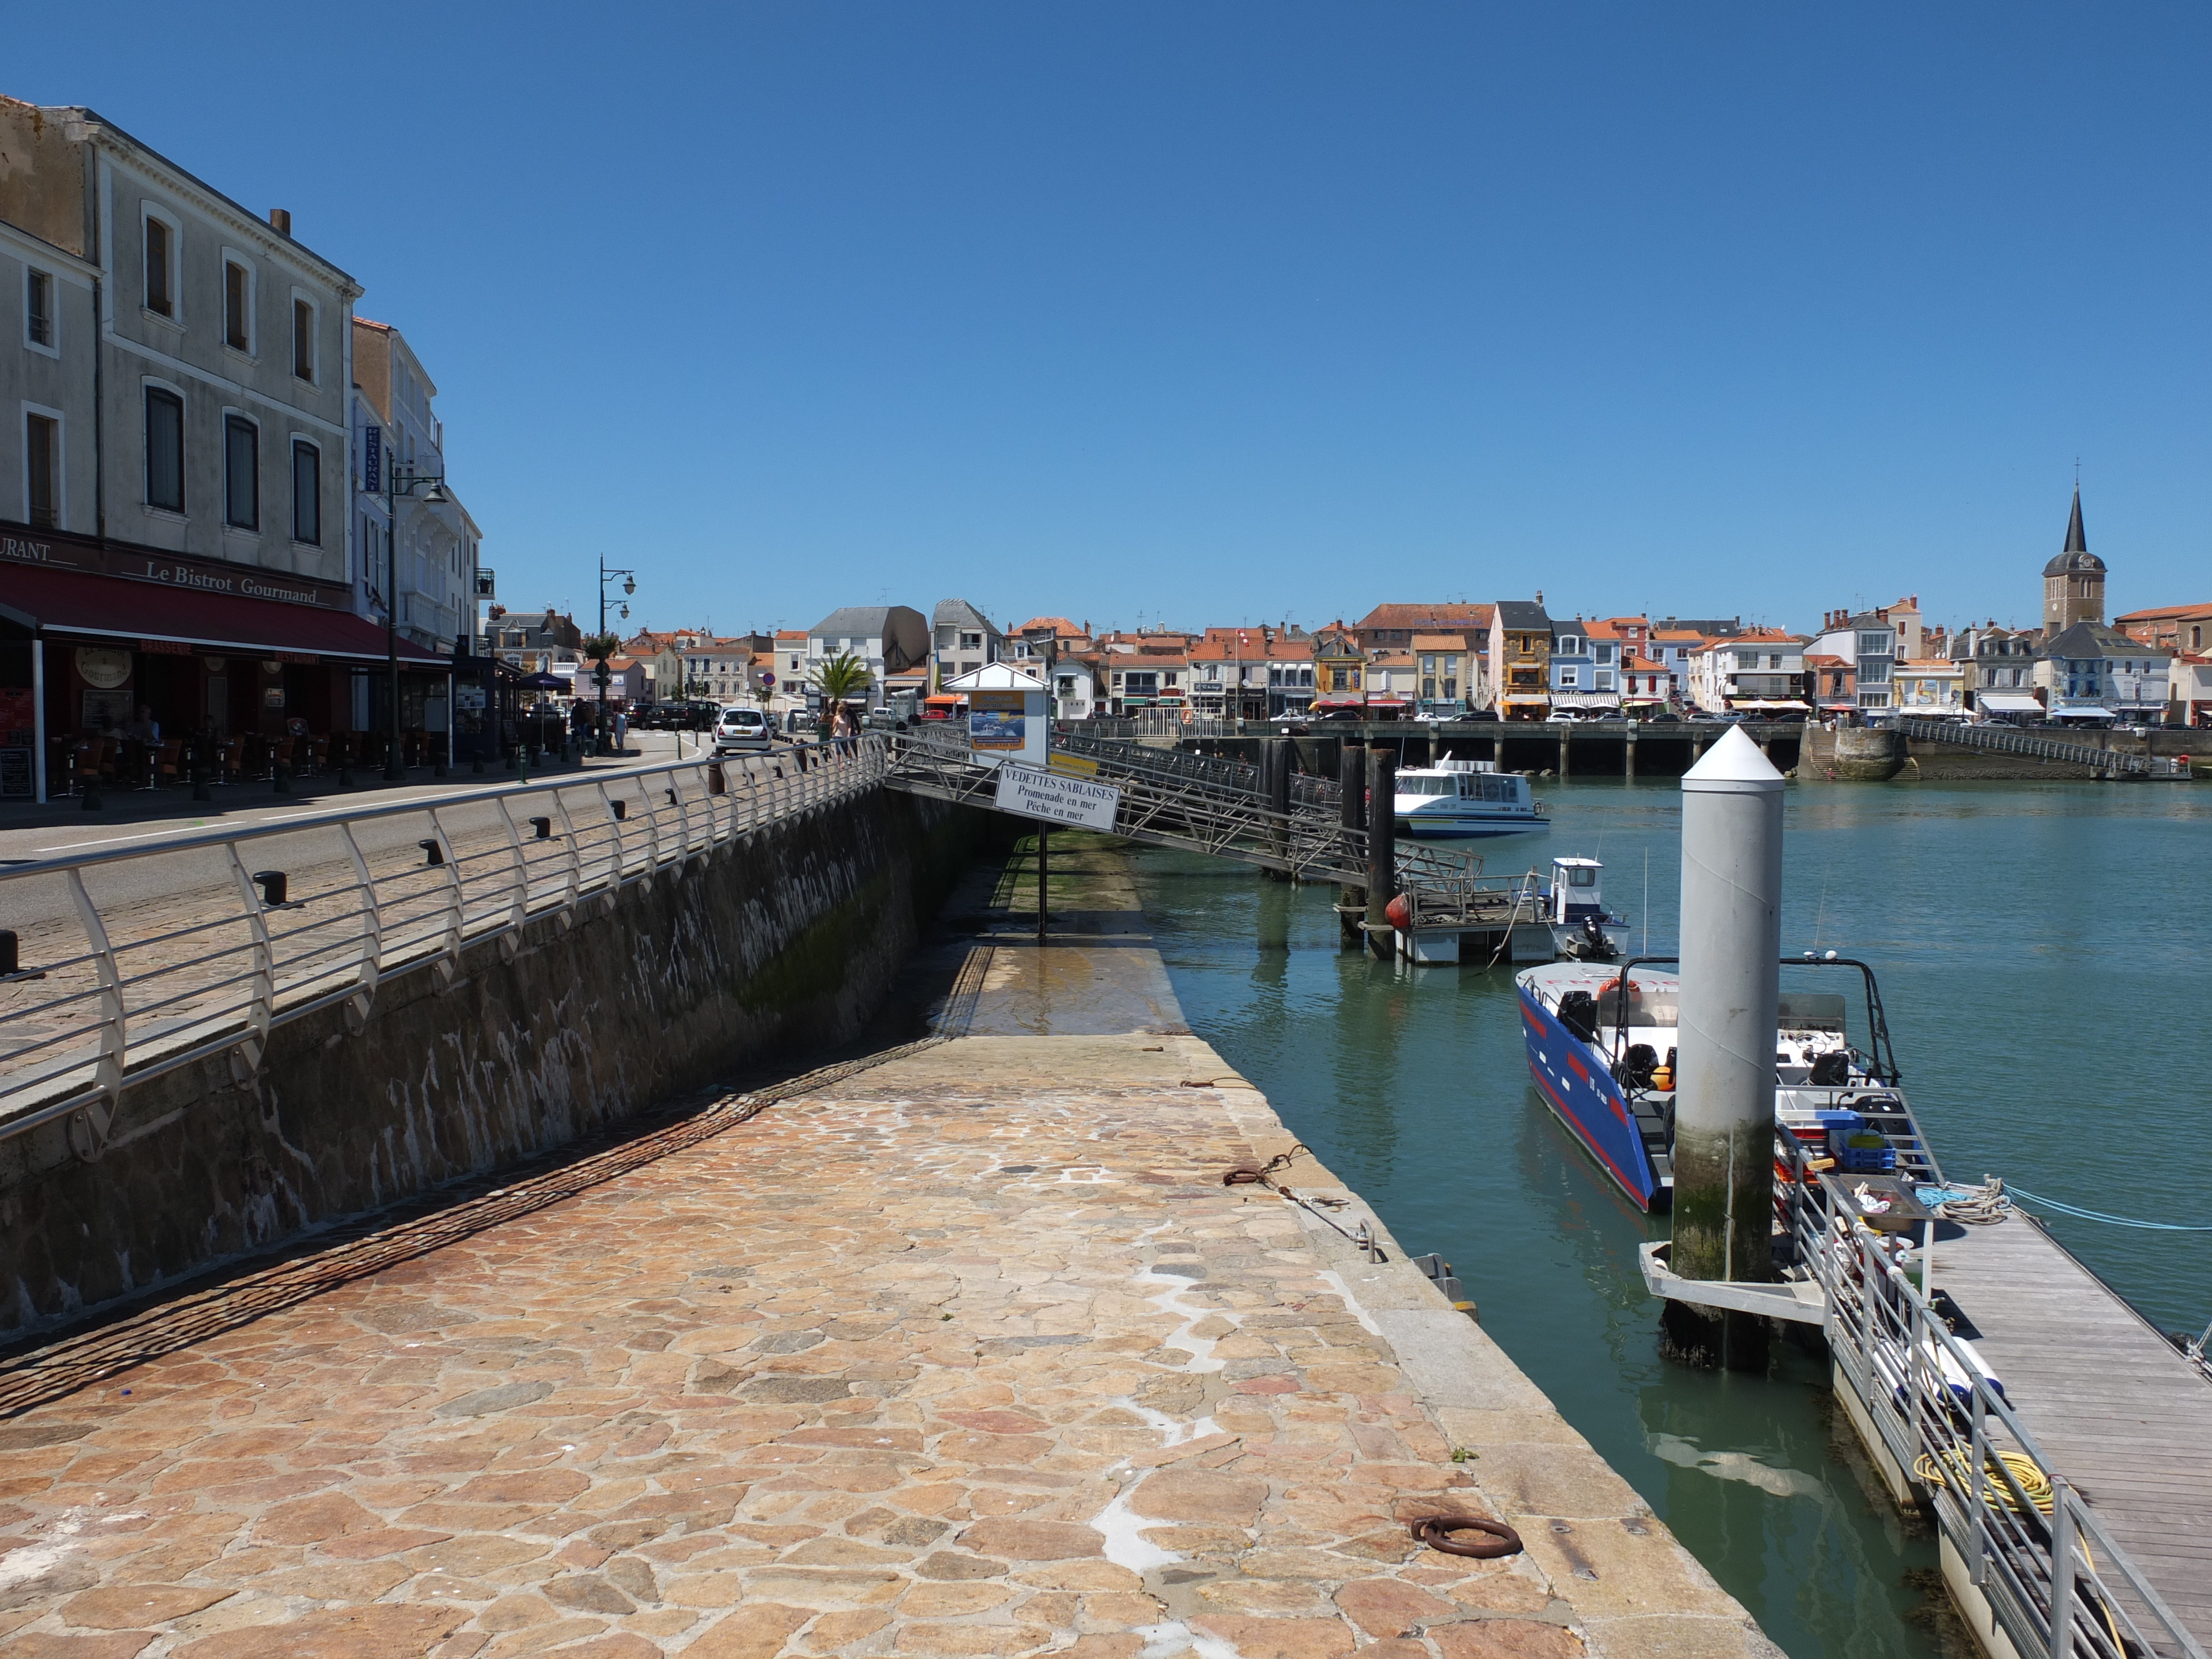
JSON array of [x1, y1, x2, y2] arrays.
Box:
[[1411, 1515, 1524, 1559], [1222, 1166, 1266, 1186]]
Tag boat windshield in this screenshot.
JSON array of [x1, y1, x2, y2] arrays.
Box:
[[1776, 992, 1848, 1033], [1599, 985, 1679, 1027], [1400, 776, 1455, 796]]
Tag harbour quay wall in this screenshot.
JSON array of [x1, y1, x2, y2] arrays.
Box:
[[1178, 719, 1804, 779], [1799, 724, 2201, 781], [0, 789, 984, 1339]]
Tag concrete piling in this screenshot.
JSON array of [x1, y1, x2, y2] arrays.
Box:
[[1663, 726, 1785, 1371], [1364, 747, 1396, 959]]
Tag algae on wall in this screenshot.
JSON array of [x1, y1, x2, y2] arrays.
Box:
[[0, 791, 984, 1338]]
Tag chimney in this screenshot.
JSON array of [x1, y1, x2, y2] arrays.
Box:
[[269, 208, 292, 236]]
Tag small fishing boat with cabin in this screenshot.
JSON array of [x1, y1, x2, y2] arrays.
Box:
[[1512, 953, 1938, 1212], [1392, 755, 1548, 840], [1544, 856, 1630, 961]]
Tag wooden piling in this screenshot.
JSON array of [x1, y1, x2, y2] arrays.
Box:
[[1364, 747, 1396, 959], [1339, 738, 1366, 943]]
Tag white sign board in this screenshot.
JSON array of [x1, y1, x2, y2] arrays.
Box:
[[992, 763, 1121, 832]]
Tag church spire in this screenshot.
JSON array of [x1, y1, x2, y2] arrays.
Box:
[[2064, 486, 2088, 554]]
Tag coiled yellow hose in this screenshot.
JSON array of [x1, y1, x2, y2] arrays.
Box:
[[1913, 1447, 2053, 1514]]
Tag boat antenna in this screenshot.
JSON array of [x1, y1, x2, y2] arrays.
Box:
[[1812, 859, 1832, 953], [1641, 847, 1649, 957]]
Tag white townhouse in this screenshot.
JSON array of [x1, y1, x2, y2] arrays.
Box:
[[807, 606, 929, 711], [931, 599, 1001, 691], [0, 98, 470, 797], [351, 317, 481, 659]]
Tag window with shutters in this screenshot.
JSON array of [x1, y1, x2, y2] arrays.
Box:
[[145, 388, 184, 512], [25, 268, 56, 352], [292, 298, 316, 382], [291, 441, 321, 544], [224, 259, 253, 352], [144, 214, 176, 317], [25, 411, 61, 529], [225, 414, 259, 530]]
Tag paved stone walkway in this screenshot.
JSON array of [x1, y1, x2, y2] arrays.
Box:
[[0, 837, 1776, 1658]]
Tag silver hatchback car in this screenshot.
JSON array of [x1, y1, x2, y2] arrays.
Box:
[[713, 706, 772, 754]]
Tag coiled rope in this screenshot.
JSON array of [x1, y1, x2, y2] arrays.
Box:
[[1914, 1178, 2014, 1226]]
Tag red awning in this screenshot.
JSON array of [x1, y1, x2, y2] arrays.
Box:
[[4, 563, 447, 664]]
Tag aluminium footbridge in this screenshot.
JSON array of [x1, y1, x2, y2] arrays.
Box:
[[879, 730, 1532, 929]]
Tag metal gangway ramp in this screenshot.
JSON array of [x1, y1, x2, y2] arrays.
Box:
[[880, 731, 1528, 925], [1894, 715, 2186, 778]]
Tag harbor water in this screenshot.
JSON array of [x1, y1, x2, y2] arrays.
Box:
[[1127, 778, 2212, 1659]]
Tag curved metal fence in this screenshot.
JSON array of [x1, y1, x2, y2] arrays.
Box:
[[0, 741, 887, 1156]]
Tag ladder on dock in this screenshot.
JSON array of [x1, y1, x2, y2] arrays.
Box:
[[1894, 715, 2187, 778], [880, 732, 1525, 921]]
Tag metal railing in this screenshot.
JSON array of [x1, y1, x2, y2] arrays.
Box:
[[1055, 729, 1338, 808], [1783, 1149, 2205, 1659], [0, 740, 887, 1155], [1895, 715, 2184, 777]]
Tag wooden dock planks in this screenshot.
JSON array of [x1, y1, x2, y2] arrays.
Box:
[[1933, 1212, 2212, 1648]]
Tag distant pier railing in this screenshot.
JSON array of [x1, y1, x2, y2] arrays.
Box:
[[1894, 715, 2187, 778], [0, 742, 887, 1156]]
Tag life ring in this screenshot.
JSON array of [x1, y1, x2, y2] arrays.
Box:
[[1410, 1515, 1524, 1559], [1597, 977, 1640, 997]]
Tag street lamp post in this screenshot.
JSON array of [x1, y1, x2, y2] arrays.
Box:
[[384, 465, 449, 781], [597, 557, 637, 757]]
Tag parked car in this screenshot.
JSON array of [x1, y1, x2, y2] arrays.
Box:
[[713, 706, 773, 753], [1543, 710, 1583, 724]]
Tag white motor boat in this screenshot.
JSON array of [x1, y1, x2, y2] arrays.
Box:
[[1392, 755, 1548, 839]]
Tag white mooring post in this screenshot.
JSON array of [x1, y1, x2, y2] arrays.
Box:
[[1665, 724, 1786, 1370]]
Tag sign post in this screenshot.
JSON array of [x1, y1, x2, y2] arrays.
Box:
[[990, 763, 1121, 832]]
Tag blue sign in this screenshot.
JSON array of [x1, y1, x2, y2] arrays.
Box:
[[364, 425, 382, 492], [761, 671, 775, 688]]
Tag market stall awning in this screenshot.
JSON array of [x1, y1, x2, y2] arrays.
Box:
[[4, 562, 447, 664], [1551, 692, 1622, 709], [1975, 692, 2043, 714]]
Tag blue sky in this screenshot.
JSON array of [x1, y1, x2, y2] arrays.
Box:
[[15, 4, 2209, 636]]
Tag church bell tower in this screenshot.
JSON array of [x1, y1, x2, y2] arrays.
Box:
[[2042, 487, 2106, 636]]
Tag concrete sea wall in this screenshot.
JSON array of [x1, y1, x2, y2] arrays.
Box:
[[0, 789, 983, 1337], [1799, 724, 2201, 781]]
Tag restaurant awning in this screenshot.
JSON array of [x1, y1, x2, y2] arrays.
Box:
[[2050, 703, 2117, 720], [4, 562, 447, 664], [1728, 698, 1809, 711], [1976, 692, 2043, 714], [1551, 692, 1622, 709]]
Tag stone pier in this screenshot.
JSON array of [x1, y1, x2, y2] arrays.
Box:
[[0, 836, 1776, 1659]]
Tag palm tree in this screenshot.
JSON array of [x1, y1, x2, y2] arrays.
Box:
[[808, 650, 873, 734]]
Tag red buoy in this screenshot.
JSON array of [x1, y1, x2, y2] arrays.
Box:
[[1384, 893, 1412, 931]]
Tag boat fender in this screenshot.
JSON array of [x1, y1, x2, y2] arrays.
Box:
[[1410, 1515, 1523, 1559], [1384, 893, 1412, 931]]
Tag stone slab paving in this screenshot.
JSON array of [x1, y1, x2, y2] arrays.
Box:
[[0, 836, 1779, 1658]]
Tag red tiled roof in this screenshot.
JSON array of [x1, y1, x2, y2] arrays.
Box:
[[1352, 602, 1495, 630], [2114, 602, 2212, 622]]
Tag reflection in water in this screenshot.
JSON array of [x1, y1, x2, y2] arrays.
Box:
[[1125, 777, 2211, 1659]]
